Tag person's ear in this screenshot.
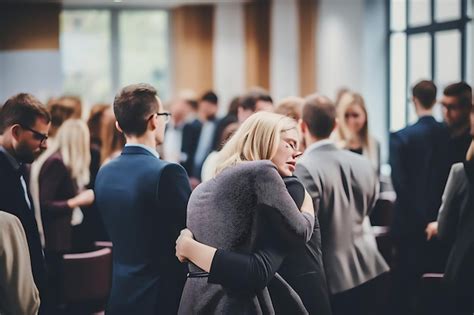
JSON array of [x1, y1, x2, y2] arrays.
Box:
[[332, 119, 338, 133], [115, 121, 124, 133], [299, 119, 307, 133], [11, 125, 22, 141]]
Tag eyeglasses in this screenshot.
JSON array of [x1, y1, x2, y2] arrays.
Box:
[[20, 125, 48, 144], [148, 112, 171, 124]]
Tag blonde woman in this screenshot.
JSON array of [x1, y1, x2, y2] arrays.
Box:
[[334, 93, 380, 173], [177, 112, 315, 314], [31, 119, 94, 252]]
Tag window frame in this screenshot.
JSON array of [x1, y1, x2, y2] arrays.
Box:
[[387, 0, 472, 131]]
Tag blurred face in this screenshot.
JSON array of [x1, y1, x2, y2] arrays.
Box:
[[200, 101, 218, 120], [13, 118, 50, 163], [344, 104, 366, 134], [442, 95, 470, 128], [256, 100, 273, 112], [271, 128, 300, 177], [238, 107, 254, 123], [171, 99, 192, 123]]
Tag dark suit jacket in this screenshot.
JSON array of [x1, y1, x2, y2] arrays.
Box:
[[95, 145, 191, 315], [181, 119, 202, 176], [39, 152, 77, 252], [0, 150, 47, 295], [389, 116, 451, 239]]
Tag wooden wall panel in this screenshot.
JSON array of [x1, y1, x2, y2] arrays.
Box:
[[0, 3, 60, 51], [244, 0, 271, 90], [171, 5, 214, 96], [298, 0, 318, 96]]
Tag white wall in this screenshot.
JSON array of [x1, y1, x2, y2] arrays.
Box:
[[270, 0, 300, 102], [0, 50, 63, 104], [317, 0, 388, 161], [213, 2, 245, 115], [316, 0, 364, 99]]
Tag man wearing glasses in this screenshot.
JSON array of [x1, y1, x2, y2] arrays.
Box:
[[441, 82, 472, 164], [95, 83, 191, 315], [0, 93, 51, 314]]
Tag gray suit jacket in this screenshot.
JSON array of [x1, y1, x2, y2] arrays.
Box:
[[294, 142, 389, 294], [437, 163, 474, 289]]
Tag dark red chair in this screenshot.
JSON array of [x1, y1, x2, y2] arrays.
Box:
[[60, 248, 112, 314]]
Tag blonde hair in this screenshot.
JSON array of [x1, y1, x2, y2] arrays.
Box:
[[214, 112, 298, 176], [49, 119, 91, 187], [275, 96, 304, 121], [335, 92, 375, 155]]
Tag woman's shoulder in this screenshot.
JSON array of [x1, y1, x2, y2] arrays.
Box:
[[224, 160, 277, 177]]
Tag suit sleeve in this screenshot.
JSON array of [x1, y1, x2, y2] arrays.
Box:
[[437, 165, 463, 242], [158, 163, 192, 235], [39, 157, 75, 216], [255, 163, 314, 244], [208, 244, 286, 291], [0, 213, 40, 315], [389, 133, 410, 212]]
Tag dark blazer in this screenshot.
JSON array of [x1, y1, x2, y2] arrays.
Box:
[[39, 152, 77, 252], [437, 162, 474, 299], [181, 119, 202, 176], [0, 150, 47, 296], [389, 116, 451, 239], [95, 145, 191, 315]]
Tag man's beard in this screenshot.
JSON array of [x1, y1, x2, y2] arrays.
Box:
[[15, 143, 42, 164]]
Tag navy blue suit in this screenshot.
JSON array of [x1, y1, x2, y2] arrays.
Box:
[[390, 116, 451, 238], [0, 150, 47, 297], [95, 146, 191, 315], [389, 116, 452, 314]]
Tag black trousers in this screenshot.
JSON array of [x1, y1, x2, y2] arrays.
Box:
[[330, 273, 388, 315]]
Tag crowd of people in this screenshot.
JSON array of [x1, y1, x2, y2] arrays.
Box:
[[0, 79, 472, 315]]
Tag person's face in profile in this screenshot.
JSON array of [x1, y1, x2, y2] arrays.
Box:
[[271, 128, 300, 177], [13, 118, 50, 163], [442, 95, 470, 128]]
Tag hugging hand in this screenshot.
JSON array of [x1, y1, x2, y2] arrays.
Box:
[[175, 228, 194, 263]]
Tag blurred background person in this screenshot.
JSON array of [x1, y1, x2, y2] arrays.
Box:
[[441, 82, 472, 165], [211, 96, 239, 151], [181, 91, 218, 186], [30, 119, 94, 309], [334, 92, 380, 173], [100, 108, 126, 165], [237, 89, 274, 123], [162, 95, 196, 163]]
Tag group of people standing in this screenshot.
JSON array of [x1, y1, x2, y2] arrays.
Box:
[[0, 78, 472, 315]]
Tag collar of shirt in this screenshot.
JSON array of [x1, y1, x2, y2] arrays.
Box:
[[304, 139, 334, 155], [0, 146, 21, 171], [125, 143, 160, 159]]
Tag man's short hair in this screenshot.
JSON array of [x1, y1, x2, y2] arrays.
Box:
[[201, 91, 218, 105], [302, 94, 336, 139], [113, 83, 160, 136], [412, 80, 437, 109], [0, 93, 50, 132], [444, 82, 472, 108], [239, 91, 273, 111]]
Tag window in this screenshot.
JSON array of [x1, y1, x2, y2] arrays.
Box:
[[60, 9, 170, 106], [388, 0, 472, 131]]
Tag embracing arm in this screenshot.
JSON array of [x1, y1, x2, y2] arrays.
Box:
[[176, 229, 287, 291]]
